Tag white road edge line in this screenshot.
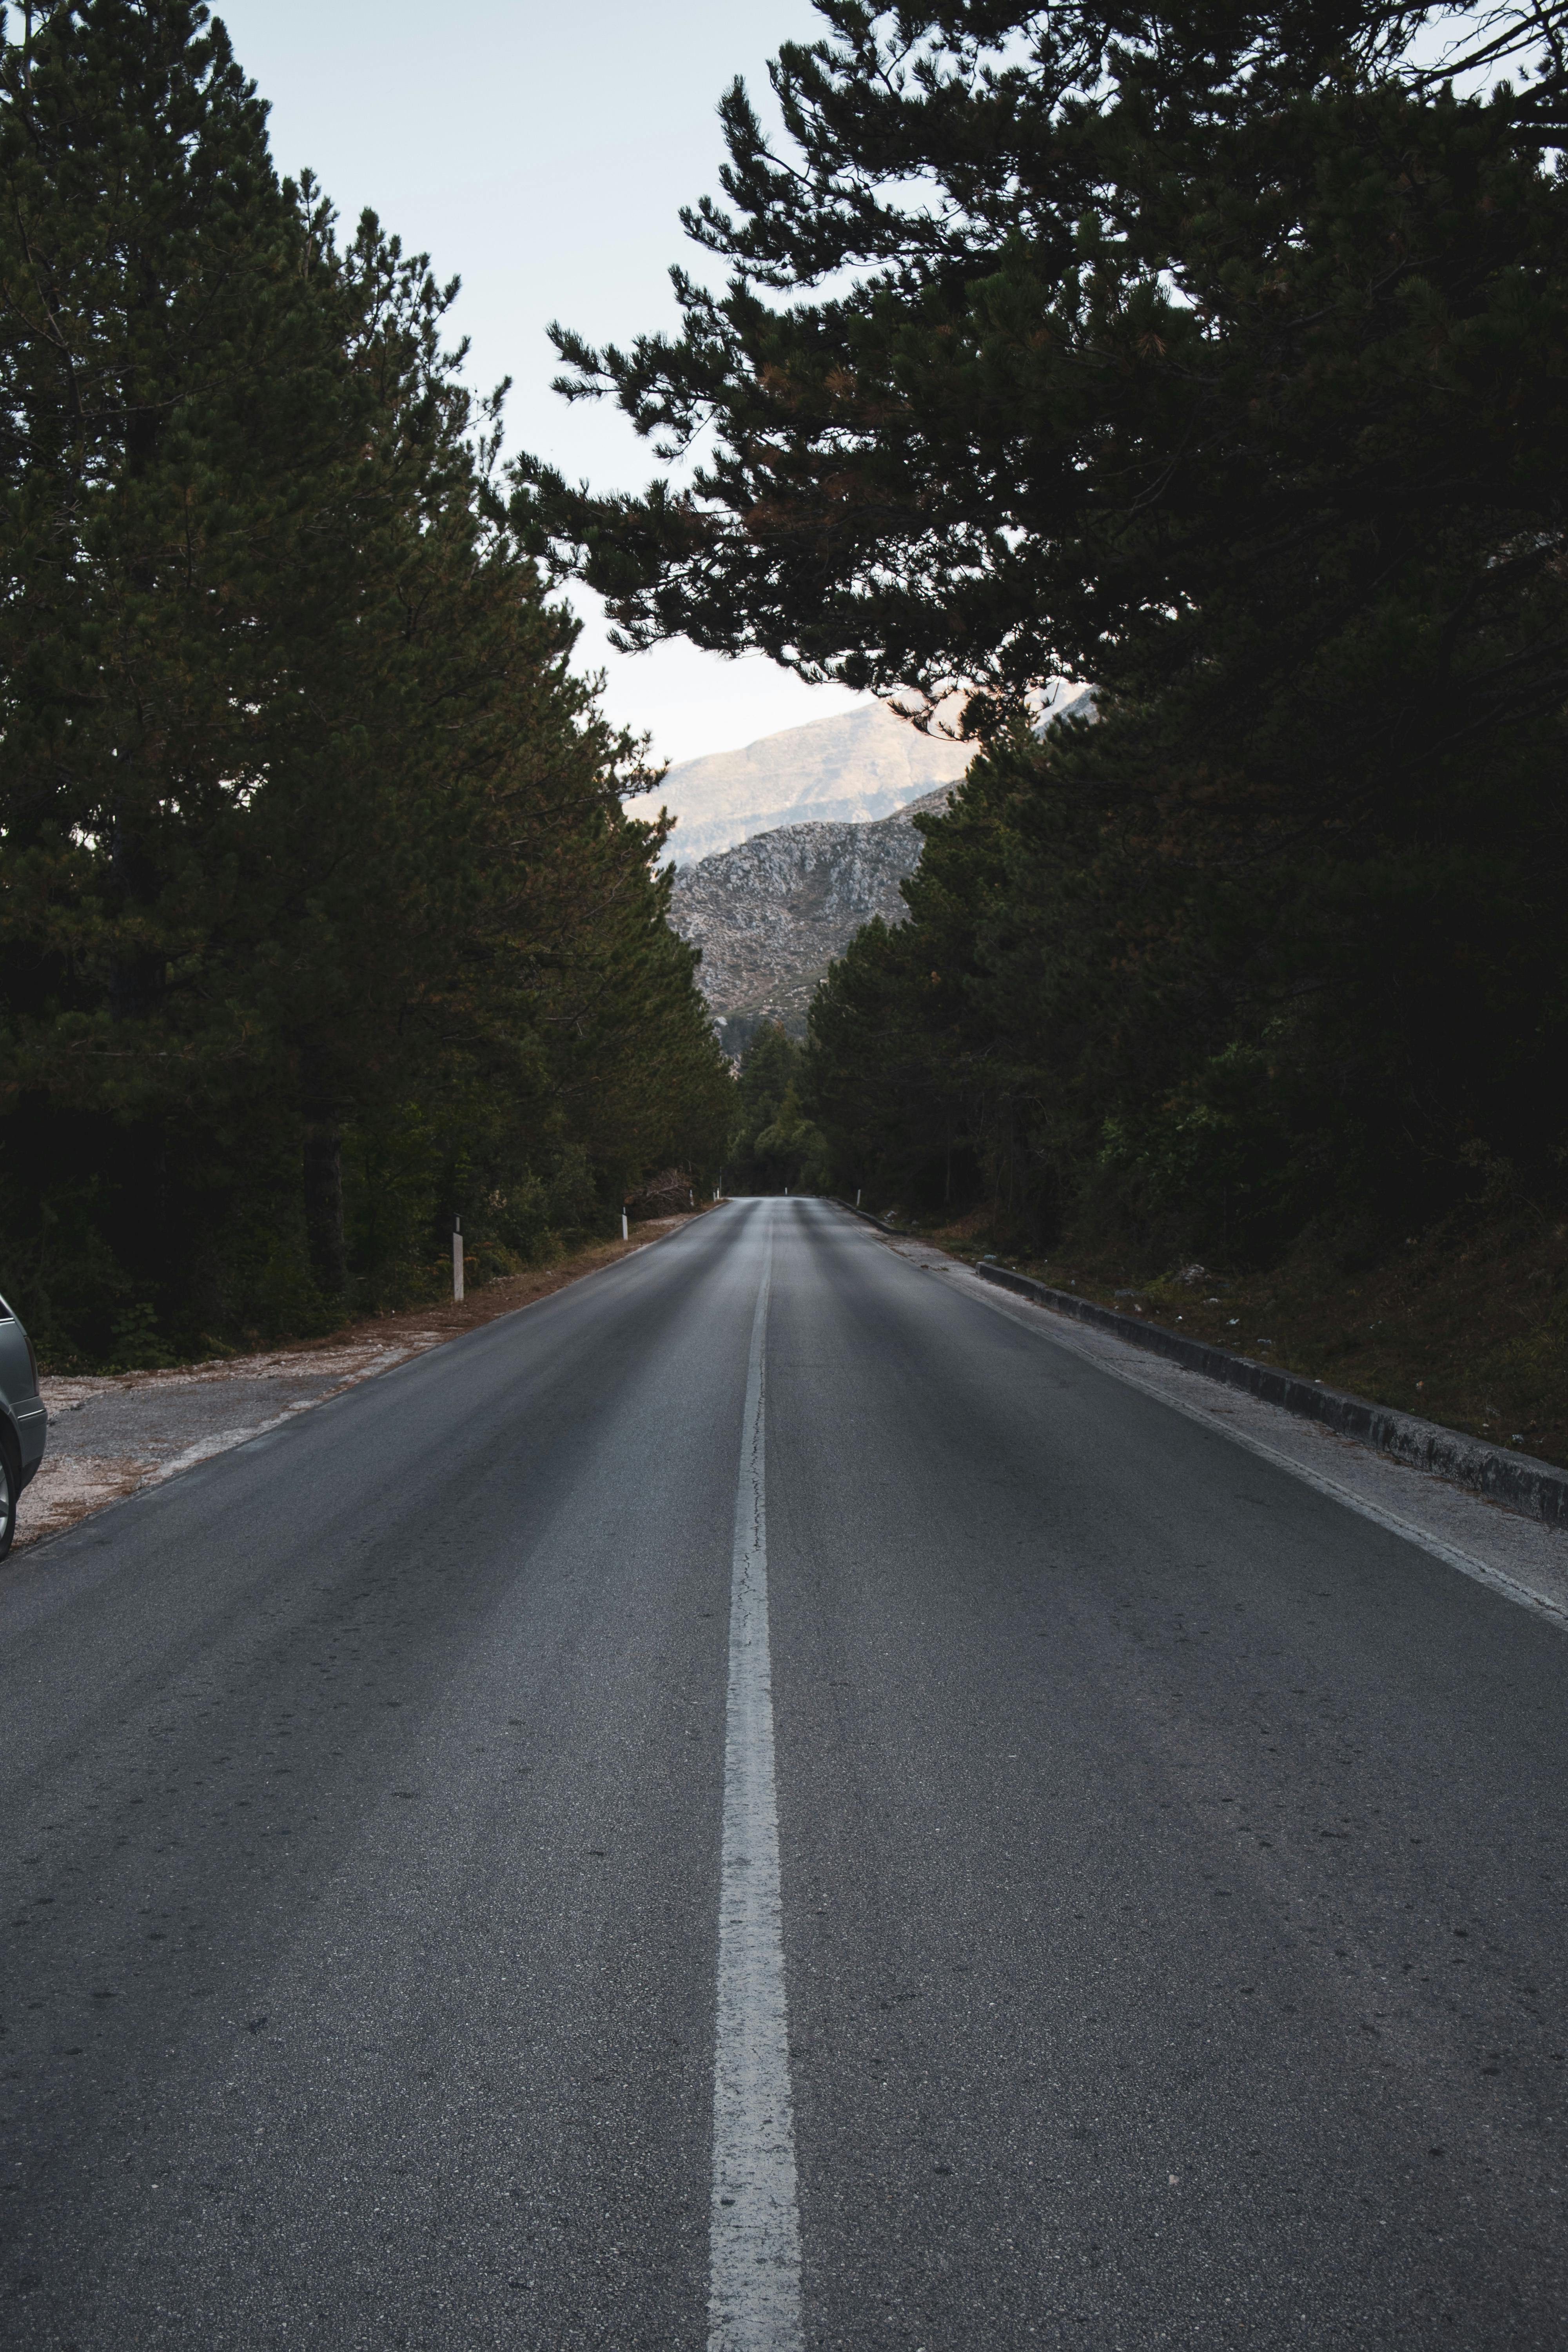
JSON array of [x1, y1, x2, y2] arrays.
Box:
[[709, 1222, 805, 2352], [941, 1265, 1568, 1631]]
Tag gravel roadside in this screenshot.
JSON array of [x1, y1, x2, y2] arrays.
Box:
[[16, 1212, 707, 1551]]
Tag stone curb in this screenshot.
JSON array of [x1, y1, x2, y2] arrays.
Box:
[[832, 1198, 904, 1234], [971, 1261, 1568, 1531]]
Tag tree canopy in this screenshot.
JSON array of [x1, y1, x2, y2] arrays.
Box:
[[521, 1, 1568, 1261], [0, 0, 732, 1363], [519, 1, 1568, 733]]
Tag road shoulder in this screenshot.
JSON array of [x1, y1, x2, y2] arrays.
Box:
[[877, 1229, 1568, 1626], [16, 1212, 710, 1552]]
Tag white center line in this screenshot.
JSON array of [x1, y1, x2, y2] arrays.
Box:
[[709, 1223, 804, 2352]]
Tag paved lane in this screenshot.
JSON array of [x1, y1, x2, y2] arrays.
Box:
[[1, 1205, 766, 2349], [767, 1208, 1568, 2348], [2, 1199, 1565, 2348]]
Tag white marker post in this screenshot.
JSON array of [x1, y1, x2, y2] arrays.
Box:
[[452, 1217, 464, 1303], [621, 1207, 628, 1241]]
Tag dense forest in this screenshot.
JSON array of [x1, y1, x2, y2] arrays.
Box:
[[0, 1, 732, 1366], [527, 0, 1568, 1272], [725, 1021, 829, 1197]]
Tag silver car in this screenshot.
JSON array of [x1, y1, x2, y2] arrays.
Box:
[[0, 1290, 46, 1559]]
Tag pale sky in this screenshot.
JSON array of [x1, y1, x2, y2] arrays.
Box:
[[212, 0, 873, 767]]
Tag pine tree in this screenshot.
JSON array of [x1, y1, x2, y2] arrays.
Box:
[[0, 2, 734, 1357], [519, 1, 1568, 1254]]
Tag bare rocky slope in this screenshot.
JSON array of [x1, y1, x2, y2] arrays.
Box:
[[668, 786, 953, 1035], [626, 701, 970, 864], [661, 688, 1094, 1036]]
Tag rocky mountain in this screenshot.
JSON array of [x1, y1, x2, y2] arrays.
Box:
[[669, 786, 954, 1036], [661, 687, 1095, 1038], [626, 700, 971, 864]]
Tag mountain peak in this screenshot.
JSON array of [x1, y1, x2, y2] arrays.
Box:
[[626, 700, 971, 865]]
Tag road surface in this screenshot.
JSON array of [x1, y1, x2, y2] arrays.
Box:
[[2, 1198, 1565, 2347]]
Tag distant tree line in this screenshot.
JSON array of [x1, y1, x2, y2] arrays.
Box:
[[526, 0, 1568, 1266], [0, 0, 731, 1365], [725, 1023, 829, 1196]]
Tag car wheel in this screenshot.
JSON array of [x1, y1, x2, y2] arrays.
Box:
[[0, 1444, 15, 1561]]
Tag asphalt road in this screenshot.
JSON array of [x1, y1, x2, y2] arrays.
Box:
[[2, 1198, 1565, 2349]]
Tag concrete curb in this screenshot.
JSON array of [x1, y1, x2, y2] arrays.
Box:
[[832, 1198, 904, 1235], [972, 1261, 1568, 1531]]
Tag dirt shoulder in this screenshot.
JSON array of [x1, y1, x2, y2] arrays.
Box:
[[17, 1212, 710, 1552]]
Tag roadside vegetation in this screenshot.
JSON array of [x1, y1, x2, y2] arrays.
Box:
[[527, 0, 1568, 1457], [0, 2, 732, 1371]]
